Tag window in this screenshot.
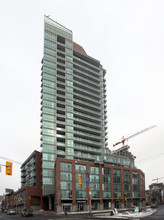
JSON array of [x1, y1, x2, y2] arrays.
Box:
[[43, 79, 56, 88], [42, 144, 55, 153], [43, 114, 55, 122], [60, 162, 72, 172], [75, 164, 86, 173], [43, 169, 54, 177], [43, 100, 55, 108], [66, 40, 72, 48], [61, 172, 72, 181], [67, 140, 73, 147], [57, 35, 65, 44], [90, 166, 99, 174], [61, 182, 72, 190], [42, 161, 54, 169], [43, 129, 55, 136], [67, 113, 73, 118], [43, 177, 53, 185], [42, 153, 54, 161], [42, 121, 55, 129], [67, 80, 73, 86]]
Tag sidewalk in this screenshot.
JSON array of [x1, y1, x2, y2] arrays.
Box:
[[35, 206, 149, 216]]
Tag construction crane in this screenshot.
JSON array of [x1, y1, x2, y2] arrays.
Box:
[[113, 125, 156, 147], [152, 177, 164, 183]]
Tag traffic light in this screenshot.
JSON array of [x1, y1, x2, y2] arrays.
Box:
[[85, 187, 87, 192], [78, 173, 82, 186], [119, 196, 122, 202], [90, 195, 93, 200], [5, 161, 13, 176]]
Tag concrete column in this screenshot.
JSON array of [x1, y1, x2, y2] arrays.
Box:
[[49, 196, 51, 210], [72, 205, 76, 212], [72, 160, 76, 212], [57, 205, 62, 213], [99, 165, 103, 210], [100, 204, 103, 210]]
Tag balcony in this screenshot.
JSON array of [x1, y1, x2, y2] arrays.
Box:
[[73, 62, 100, 78], [74, 144, 102, 154], [74, 86, 100, 101], [73, 74, 100, 89], [74, 111, 100, 123], [74, 117, 100, 128], [74, 93, 100, 106], [73, 56, 100, 72], [74, 101, 100, 113], [74, 137, 101, 146], [74, 130, 101, 141], [74, 79, 100, 95], [74, 123, 101, 134], [74, 106, 100, 119]]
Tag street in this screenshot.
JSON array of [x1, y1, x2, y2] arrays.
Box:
[[0, 213, 94, 220], [1, 206, 164, 220], [142, 205, 164, 220]]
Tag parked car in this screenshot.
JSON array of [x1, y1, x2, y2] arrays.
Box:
[[21, 208, 33, 217], [151, 202, 158, 208], [7, 209, 16, 215]]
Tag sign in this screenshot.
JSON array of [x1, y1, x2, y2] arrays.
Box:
[[114, 208, 118, 215], [135, 206, 139, 213], [83, 178, 90, 181]]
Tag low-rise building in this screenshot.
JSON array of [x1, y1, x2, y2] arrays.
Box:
[[146, 182, 164, 205], [14, 150, 42, 212]]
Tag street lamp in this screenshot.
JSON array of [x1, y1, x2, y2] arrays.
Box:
[[75, 161, 92, 216]]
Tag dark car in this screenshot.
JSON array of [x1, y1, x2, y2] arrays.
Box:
[[151, 202, 158, 208], [21, 208, 33, 217]]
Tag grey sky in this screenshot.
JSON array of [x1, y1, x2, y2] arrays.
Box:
[[0, 0, 164, 194]]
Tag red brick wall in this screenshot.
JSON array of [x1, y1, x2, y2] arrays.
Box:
[[55, 158, 145, 209]]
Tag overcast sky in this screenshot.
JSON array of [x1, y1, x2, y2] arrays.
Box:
[[0, 0, 164, 195]]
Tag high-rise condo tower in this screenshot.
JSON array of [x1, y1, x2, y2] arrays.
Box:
[[41, 16, 108, 195]]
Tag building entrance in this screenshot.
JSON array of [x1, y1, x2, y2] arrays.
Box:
[[62, 203, 72, 212], [77, 201, 86, 211]]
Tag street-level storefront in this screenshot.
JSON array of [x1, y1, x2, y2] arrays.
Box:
[[103, 199, 112, 209], [91, 199, 100, 210], [54, 158, 146, 213], [61, 202, 72, 212], [77, 200, 87, 211]]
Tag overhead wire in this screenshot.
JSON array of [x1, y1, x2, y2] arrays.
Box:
[[135, 153, 164, 164], [0, 156, 22, 165]]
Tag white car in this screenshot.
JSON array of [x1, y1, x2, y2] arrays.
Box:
[[7, 209, 16, 215]]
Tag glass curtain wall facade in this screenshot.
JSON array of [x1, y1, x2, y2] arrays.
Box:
[[123, 170, 131, 207], [41, 16, 108, 195], [132, 171, 139, 206]]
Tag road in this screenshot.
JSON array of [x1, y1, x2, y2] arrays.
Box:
[[142, 205, 164, 220], [0, 206, 164, 220], [0, 213, 94, 220]]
